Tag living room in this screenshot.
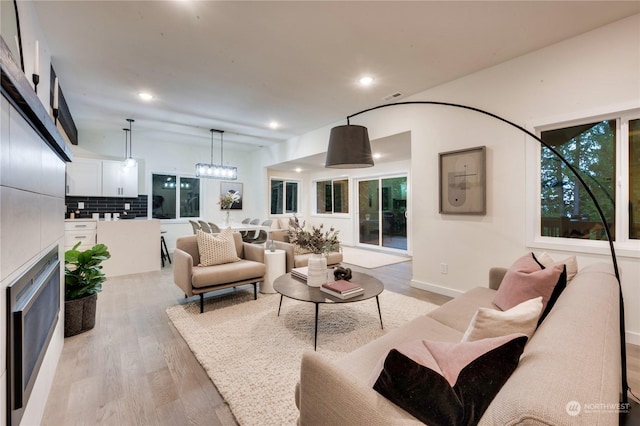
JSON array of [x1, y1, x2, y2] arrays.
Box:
[[1, 1, 639, 425]]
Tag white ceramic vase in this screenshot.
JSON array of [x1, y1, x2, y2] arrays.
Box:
[[307, 253, 327, 287]]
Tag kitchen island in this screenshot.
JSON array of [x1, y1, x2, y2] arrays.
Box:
[[97, 218, 161, 277]]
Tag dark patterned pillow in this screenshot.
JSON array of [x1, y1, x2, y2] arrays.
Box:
[[372, 334, 527, 426]]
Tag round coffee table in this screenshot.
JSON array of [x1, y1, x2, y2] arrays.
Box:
[[273, 271, 384, 350]]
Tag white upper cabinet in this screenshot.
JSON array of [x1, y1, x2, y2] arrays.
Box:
[[66, 157, 102, 196], [102, 160, 138, 197], [66, 158, 138, 197]]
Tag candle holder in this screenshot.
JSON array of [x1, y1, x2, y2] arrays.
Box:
[[32, 73, 39, 93]]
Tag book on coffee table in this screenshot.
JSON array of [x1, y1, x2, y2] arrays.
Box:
[[320, 280, 364, 299], [291, 266, 309, 282]]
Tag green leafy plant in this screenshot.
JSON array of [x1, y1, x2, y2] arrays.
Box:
[[288, 216, 340, 254], [64, 242, 111, 301]]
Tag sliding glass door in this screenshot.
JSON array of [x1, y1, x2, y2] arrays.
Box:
[[357, 176, 408, 250]]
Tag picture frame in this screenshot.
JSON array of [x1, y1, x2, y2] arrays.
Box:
[[220, 181, 243, 210], [439, 146, 486, 215]]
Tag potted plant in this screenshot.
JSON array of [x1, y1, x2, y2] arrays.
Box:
[[64, 242, 111, 337], [288, 216, 339, 287]]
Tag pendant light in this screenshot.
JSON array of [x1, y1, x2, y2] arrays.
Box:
[[195, 129, 238, 180], [124, 118, 137, 168]]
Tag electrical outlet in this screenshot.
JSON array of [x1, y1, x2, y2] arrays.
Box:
[[78, 202, 84, 209], [440, 263, 448, 274], [124, 203, 130, 210]]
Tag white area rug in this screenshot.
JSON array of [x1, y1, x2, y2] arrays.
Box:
[[166, 289, 437, 425], [341, 246, 411, 268]]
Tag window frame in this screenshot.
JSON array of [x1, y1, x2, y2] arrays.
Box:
[[269, 178, 300, 216], [313, 178, 350, 216], [526, 108, 640, 258], [150, 172, 202, 221]]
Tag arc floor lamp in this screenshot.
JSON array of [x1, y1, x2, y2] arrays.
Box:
[[325, 100, 631, 415]]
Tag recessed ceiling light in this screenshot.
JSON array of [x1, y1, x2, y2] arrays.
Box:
[[295, 167, 302, 173], [269, 121, 279, 129], [138, 92, 154, 101], [359, 76, 374, 86], [373, 152, 382, 159]]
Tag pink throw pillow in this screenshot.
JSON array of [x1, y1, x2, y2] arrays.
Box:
[[493, 253, 564, 314]]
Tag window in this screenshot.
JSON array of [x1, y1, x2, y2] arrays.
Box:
[[540, 120, 616, 240], [536, 111, 639, 248], [270, 179, 299, 215], [152, 174, 200, 219], [630, 119, 640, 239], [315, 179, 349, 214]]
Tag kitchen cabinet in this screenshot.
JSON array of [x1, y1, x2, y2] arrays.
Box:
[[102, 160, 138, 197], [65, 157, 102, 196], [65, 158, 138, 197], [64, 219, 97, 251]]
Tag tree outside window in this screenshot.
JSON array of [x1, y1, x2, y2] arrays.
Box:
[[540, 120, 616, 240]]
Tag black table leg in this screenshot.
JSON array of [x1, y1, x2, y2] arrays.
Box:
[[376, 295, 383, 329], [277, 294, 283, 316], [314, 303, 319, 351]]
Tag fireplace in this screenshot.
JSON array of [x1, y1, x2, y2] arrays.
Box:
[[6, 247, 60, 426]]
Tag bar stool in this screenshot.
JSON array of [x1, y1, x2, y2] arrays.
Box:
[[161, 231, 171, 267]]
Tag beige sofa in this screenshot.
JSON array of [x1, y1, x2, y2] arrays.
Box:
[[173, 232, 266, 313], [296, 263, 621, 425]]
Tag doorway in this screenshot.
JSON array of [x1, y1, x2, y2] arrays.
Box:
[[357, 175, 408, 251]]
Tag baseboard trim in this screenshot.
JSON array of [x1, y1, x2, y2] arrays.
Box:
[[626, 331, 640, 346], [410, 279, 464, 299]]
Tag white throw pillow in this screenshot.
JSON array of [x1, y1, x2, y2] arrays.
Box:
[[537, 252, 578, 282], [196, 228, 240, 266], [461, 296, 543, 342]]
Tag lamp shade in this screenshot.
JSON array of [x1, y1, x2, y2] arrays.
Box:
[[325, 125, 374, 168]]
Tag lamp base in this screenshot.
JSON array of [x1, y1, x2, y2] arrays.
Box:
[[621, 399, 640, 425]]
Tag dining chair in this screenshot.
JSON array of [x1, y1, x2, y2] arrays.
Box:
[[242, 219, 262, 241], [241, 217, 251, 224], [198, 220, 212, 233], [189, 220, 201, 234], [208, 222, 221, 233], [248, 229, 269, 245]]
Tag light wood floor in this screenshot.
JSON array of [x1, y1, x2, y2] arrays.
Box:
[[43, 259, 640, 425]]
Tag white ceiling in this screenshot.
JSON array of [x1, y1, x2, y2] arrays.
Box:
[[32, 1, 639, 168]]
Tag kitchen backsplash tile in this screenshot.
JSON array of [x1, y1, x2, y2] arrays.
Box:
[[66, 195, 148, 219]]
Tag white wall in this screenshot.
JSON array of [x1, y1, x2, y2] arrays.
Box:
[[259, 15, 640, 342]]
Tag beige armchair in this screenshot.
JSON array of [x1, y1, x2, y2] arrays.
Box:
[[173, 232, 266, 313], [270, 231, 343, 272]]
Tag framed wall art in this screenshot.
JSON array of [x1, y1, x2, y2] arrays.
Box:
[[220, 181, 243, 210], [439, 146, 486, 215]]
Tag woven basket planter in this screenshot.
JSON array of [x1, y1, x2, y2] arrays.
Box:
[[64, 293, 97, 337]]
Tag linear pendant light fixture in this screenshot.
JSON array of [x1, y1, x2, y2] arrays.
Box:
[[324, 100, 631, 416], [195, 129, 237, 180], [124, 118, 137, 168]]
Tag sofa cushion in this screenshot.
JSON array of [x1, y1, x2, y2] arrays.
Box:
[[191, 259, 265, 288], [196, 228, 240, 266], [493, 253, 566, 324], [427, 287, 497, 333], [461, 296, 542, 342], [537, 251, 578, 282], [371, 334, 527, 426]]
